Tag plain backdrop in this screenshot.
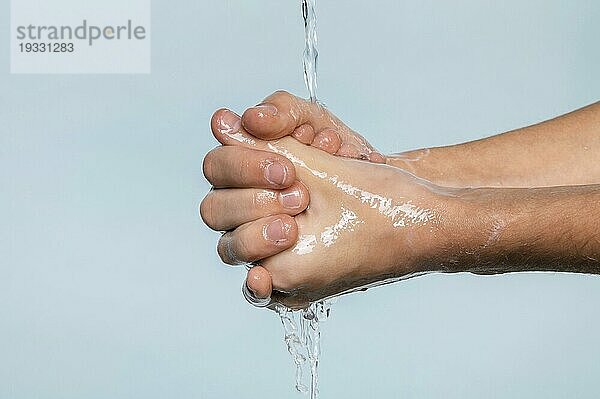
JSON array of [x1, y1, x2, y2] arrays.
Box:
[[1, 0, 600, 398]]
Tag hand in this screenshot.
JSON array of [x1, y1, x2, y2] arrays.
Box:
[[206, 97, 390, 305], [241, 90, 387, 163], [202, 110, 454, 308]]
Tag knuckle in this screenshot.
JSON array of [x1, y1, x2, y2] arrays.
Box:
[[253, 189, 277, 210], [216, 237, 228, 263], [217, 233, 242, 265], [203, 149, 218, 184], [237, 156, 253, 184], [199, 194, 216, 229], [272, 89, 291, 99], [233, 232, 256, 263]]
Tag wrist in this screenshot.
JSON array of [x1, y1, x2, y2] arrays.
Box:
[[385, 149, 430, 178], [386, 181, 469, 276], [417, 186, 516, 275], [434, 186, 559, 275], [448, 185, 600, 275], [383, 155, 505, 275]]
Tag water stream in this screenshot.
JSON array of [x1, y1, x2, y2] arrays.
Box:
[[274, 4, 432, 397], [239, 1, 431, 396], [302, 0, 319, 103], [276, 2, 328, 399], [276, 300, 333, 398]]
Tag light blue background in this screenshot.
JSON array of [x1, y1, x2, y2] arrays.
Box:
[[1, 0, 599, 398]]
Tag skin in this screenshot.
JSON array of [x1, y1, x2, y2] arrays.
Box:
[[204, 113, 452, 308], [202, 92, 600, 307], [241, 90, 387, 163], [388, 101, 600, 188]]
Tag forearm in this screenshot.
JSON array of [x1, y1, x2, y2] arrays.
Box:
[[388, 102, 600, 188], [431, 184, 600, 276]]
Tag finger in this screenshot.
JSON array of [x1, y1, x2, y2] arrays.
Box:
[[292, 124, 315, 144], [200, 182, 310, 231], [203, 146, 296, 189], [241, 90, 332, 140], [333, 139, 385, 163], [211, 109, 264, 149], [336, 143, 361, 159], [312, 128, 342, 154], [217, 215, 297, 265], [246, 266, 273, 300], [369, 152, 387, 164], [332, 126, 381, 161], [237, 93, 384, 163]]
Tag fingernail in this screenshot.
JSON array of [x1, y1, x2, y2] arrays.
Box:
[[265, 161, 287, 186], [254, 104, 278, 118], [264, 219, 287, 242], [218, 110, 241, 134], [280, 189, 302, 209]]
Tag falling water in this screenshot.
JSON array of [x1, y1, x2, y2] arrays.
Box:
[[275, 5, 327, 398], [277, 300, 333, 399], [302, 0, 318, 103]]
